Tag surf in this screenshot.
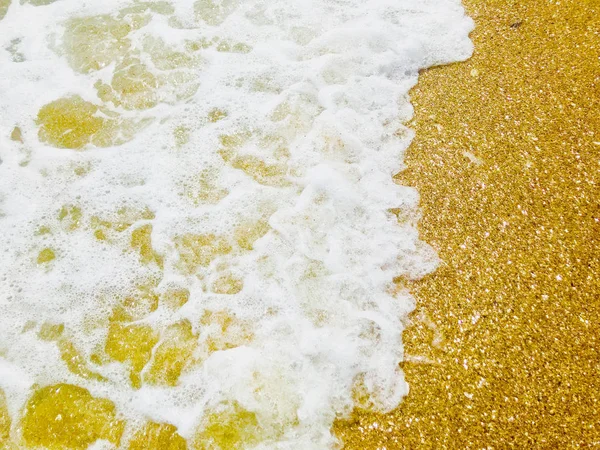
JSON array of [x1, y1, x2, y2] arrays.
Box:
[[0, 0, 473, 447]]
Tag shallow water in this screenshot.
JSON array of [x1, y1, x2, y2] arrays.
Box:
[[0, 0, 472, 448]]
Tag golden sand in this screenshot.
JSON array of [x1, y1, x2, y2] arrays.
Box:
[[335, 0, 600, 447]]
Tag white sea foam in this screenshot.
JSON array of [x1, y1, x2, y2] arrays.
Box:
[[0, 0, 472, 447]]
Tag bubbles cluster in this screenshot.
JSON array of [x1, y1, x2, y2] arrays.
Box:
[[0, 0, 473, 448]]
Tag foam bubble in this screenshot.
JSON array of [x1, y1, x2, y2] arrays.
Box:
[[0, 0, 473, 447]]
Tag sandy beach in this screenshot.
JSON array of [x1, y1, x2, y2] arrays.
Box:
[[0, 0, 597, 448], [335, 0, 600, 447]]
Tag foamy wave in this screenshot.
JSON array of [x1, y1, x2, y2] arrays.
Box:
[[0, 0, 472, 447]]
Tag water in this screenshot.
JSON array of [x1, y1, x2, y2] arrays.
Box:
[[0, 0, 473, 448]]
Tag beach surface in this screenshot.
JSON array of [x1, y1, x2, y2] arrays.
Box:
[[335, 0, 600, 447]]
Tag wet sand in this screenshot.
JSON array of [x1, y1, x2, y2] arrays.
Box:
[[336, 0, 600, 447]]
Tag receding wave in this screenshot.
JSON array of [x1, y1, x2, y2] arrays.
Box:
[[0, 0, 472, 448]]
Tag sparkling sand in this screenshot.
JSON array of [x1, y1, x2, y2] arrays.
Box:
[[336, 0, 600, 447]]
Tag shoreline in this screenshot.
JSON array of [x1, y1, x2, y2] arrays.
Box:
[[336, 0, 600, 447]]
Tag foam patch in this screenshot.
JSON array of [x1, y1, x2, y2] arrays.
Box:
[[0, 0, 473, 447]]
